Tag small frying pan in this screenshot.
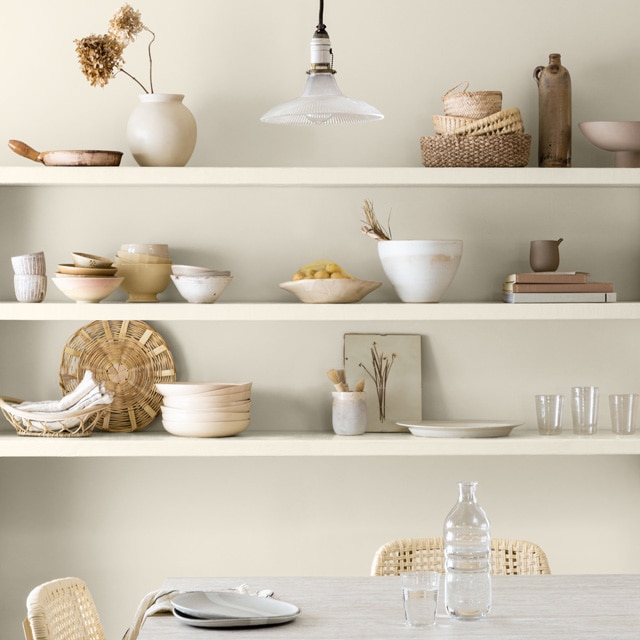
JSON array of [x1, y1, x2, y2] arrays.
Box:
[[8, 140, 123, 166]]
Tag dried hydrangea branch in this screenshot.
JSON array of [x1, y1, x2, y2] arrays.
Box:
[[75, 4, 155, 93]]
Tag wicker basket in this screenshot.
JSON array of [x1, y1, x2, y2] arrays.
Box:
[[0, 396, 108, 437], [432, 114, 477, 136], [453, 107, 524, 136], [420, 133, 531, 168], [442, 82, 502, 119], [59, 320, 176, 432]]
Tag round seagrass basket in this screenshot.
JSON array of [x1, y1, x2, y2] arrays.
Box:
[[420, 133, 531, 168], [452, 107, 524, 137], [59, 320, 176, 432], [0, 397, 108, 437], [442, 82, 502, 119]]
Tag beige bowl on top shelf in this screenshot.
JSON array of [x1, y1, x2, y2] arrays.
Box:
[[120, 243, 169, 258]]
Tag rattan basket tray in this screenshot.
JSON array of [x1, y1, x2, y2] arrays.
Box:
[[0, 396, 108, 437], [59, 320, 176, 432], [420, 133, 531, 168]]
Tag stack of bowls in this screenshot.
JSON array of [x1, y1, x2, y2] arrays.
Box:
[[115, 243, 172, 302], [51, 252, 123, 303], [170, 264, 233, 304], [11, 251, 47, 302], [156, 382, 252, 437]]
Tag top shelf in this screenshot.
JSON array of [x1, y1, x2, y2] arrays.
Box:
[[1, 166, 640, 187]]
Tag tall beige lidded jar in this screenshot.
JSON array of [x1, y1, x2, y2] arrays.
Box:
[[533, 54, 571, 167]]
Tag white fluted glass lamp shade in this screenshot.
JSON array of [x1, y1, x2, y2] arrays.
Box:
[[261, 72, 384, 125]]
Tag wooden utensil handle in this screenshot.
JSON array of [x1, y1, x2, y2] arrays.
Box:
[[8, 140, 42, 162]]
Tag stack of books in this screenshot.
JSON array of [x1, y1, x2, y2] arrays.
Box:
[[502, 272, 617, 303]]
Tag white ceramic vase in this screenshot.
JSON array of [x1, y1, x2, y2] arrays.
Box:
[[377, 240, 463, 303], [126, 93, 197, 167]]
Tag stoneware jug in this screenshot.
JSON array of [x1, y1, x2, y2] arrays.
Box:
[[533, 54, 571, 167], [530, 238, 563, 272]]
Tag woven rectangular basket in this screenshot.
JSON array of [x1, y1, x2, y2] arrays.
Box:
[[420, 133, 531, 168]]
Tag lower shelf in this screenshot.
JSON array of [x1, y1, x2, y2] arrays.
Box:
[[0, 427, 638, 457]]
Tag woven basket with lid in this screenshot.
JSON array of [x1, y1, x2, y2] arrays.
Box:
[[442, 82, 502, 119]]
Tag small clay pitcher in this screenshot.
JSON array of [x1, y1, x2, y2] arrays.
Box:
[[530, 238, 563, 272]]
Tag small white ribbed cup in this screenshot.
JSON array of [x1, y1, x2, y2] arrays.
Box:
[[14, 274, 47, 302], [11, 251, 46, 275]]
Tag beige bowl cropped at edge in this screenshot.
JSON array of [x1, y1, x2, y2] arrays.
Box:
[[279, 278, 382, 303], [171, 274, 233, 303], [115, 261, 172, 302], [52, 276, 124, 303]]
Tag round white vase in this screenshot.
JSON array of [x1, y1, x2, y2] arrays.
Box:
[[377, 240, 463, 303], [126, 93, 197, 167]]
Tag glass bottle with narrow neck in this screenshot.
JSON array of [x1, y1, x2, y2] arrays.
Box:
[[443, 481, 492, 620]]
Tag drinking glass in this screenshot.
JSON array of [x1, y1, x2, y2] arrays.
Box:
[[535, 394, 564, 435], [401, 571, 439, 627], [571, 386, 599, 435], [609, 393, 639, 435]]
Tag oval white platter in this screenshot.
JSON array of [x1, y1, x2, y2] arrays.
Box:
[[172, 591, 300, 628], [397, 420, 522, 438]]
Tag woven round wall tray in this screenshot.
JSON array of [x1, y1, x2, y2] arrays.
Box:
[[59, 320, 176, 432]]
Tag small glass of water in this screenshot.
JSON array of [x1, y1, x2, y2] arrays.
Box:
[[401, 571, 440, 627]]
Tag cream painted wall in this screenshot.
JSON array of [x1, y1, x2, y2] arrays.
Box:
[[2, 2, 640, 639]]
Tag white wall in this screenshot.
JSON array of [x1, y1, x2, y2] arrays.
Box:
[[2, 2, 640, 639]]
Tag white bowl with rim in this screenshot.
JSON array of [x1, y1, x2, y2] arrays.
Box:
[[156, 382, 251, 396], [161, 396, 251, 410], [160, 406, 250, 421], [171, 274, 233, 303], [161, 418, 250, 438], [51, 276, 123, 303]]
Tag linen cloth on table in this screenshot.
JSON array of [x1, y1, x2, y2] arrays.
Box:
[[122, 584, 277, 640]]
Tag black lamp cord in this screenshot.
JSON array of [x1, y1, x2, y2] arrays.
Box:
[[316, 0, 326, 34]]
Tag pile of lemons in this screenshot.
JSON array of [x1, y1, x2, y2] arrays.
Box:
[[291, 260, 353, 281]]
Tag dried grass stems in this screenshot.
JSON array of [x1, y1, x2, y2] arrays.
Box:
[[361, 199, 392, 241], [75, 4, 156, 93], [359, 342, 396, 422]]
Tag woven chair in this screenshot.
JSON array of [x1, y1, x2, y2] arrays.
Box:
[[371, 537, 551, 576], [23, 577, 106, 640]]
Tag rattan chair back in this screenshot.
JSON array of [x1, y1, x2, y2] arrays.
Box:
[[371, 536, 551, 576], [24, 577, 106, 640]]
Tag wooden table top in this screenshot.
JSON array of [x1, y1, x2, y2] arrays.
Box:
[[136, 574, 640, 640]]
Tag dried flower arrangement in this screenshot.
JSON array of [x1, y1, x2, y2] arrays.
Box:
[[74, 4, 156, 93], [361, 199, 392, 241]]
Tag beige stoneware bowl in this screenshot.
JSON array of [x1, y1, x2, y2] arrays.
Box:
[[160, 406, 250, 421], [115, 261, 172, 302], [279, 278, 381, 303], [72, 252, 113, 268], [171, 274, 233, 303], [156, 382, 251, 396], [161, 418, 251, 438], [161, 396, 252, 410], [51, 276, 124, 303]]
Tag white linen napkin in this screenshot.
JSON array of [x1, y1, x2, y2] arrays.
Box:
[[122, 584, 276, 640]]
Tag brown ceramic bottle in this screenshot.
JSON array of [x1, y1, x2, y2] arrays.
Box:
[[533, 54, 571, 167]]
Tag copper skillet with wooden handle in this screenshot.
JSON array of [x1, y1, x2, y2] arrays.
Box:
[[8, 140, 123, 166]]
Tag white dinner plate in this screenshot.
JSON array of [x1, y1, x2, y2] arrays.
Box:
[[171, 591, 300, 628], [397, 420, 522, 438]]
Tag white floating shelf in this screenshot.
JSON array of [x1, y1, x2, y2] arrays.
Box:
[[2, 166, 640, 187], [0, 428, 638, 457], [1, 302, 639, 322]]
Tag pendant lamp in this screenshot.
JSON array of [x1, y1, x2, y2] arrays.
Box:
[[260, 0, 383, 125]]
